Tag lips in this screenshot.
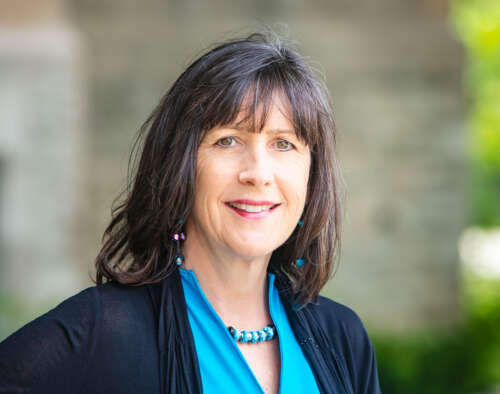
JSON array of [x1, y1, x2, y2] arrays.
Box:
[[227, 200, 279, 211], [225, 200, 280, 219], [228, 200, 279, 206], [227, 202, 275, 212]]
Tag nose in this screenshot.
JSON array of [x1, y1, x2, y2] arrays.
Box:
[[238, 144, 274, 187]]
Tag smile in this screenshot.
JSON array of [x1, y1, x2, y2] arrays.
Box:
[[228, 202, 276, 212], [225, 201, 280, 220]]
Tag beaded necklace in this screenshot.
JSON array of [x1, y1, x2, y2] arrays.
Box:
[[227, 324, 277, 344]]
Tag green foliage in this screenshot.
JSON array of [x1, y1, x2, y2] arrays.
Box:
[[0, 294, 56, 342], [0, 293, 31, 342], [451, 0, 500, 227], [375, 4, 500, 390], [373, 273, 500, 394]]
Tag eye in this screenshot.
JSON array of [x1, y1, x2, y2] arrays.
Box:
[[216, 136, 236, 148], [274, 139, 295, 151]]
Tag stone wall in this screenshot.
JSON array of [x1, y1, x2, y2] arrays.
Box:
[[0, 2, 87, 305], [0, 0, 464, 333]]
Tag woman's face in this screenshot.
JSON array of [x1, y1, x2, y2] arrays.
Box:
[[187, 96, 311, 261]]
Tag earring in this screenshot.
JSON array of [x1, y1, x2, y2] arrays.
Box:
[[172, 219, 185, 267], [295, 218, 306, 268], [295, 258, 306, 268]]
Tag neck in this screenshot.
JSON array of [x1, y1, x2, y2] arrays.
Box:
[[182, 223, 272, 330]]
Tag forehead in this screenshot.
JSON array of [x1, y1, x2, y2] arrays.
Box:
[[224, 91, 294, 133]]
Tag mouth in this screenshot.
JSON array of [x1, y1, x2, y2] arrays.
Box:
[[225, 201, 281, 219]]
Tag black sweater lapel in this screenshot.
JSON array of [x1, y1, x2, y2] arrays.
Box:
[[275, 273, 352, 394], [147, 269, 203, 394]]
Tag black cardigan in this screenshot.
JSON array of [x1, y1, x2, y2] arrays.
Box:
[[0, 269, 382, 394]]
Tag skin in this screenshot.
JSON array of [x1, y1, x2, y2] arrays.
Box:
[[183, 95, 311, 393]]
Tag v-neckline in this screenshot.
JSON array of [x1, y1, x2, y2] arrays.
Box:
[[178, 267, 284, 394]]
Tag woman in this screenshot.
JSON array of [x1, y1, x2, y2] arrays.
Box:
[[0, 33, 381, 394]]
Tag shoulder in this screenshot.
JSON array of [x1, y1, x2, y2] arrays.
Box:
[[57, 281, 155, 339], [5, 281, 154, 348], [305, 294, 373, 352], [310, 295, 368, 333], [303, 295, 382, 394], [0, 281, 155, 352], [0, 282, 159, 392], [46, 281, 151, 322]]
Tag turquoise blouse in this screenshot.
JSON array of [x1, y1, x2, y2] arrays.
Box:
[[179, 268, 320, 394]]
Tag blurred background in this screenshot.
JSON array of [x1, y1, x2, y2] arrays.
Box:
[[0, 0, 499, 392]]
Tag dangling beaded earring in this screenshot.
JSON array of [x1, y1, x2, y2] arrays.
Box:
[[295, 219, 306, 268], [171, 219, 185, 267]]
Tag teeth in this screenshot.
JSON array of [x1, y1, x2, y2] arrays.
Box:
[[229, 202, 274, 213]]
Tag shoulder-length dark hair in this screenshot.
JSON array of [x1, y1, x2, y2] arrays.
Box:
[[95, 32, 345, 305]]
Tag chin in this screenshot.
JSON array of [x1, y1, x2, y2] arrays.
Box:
[[229, 241, 277, 260]]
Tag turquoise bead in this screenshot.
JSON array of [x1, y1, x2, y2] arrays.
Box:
[[231, 328, 241, 341], [251, 332, 259, 343], [175, 254, 185, 266], [264, 326, 274, 340]]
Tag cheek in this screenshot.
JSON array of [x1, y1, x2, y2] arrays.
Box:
[[285, 156, 310, 205], [195, 152, 231, 207]]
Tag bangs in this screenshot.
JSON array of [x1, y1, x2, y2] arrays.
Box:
[[198, 63, 320, 149]]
